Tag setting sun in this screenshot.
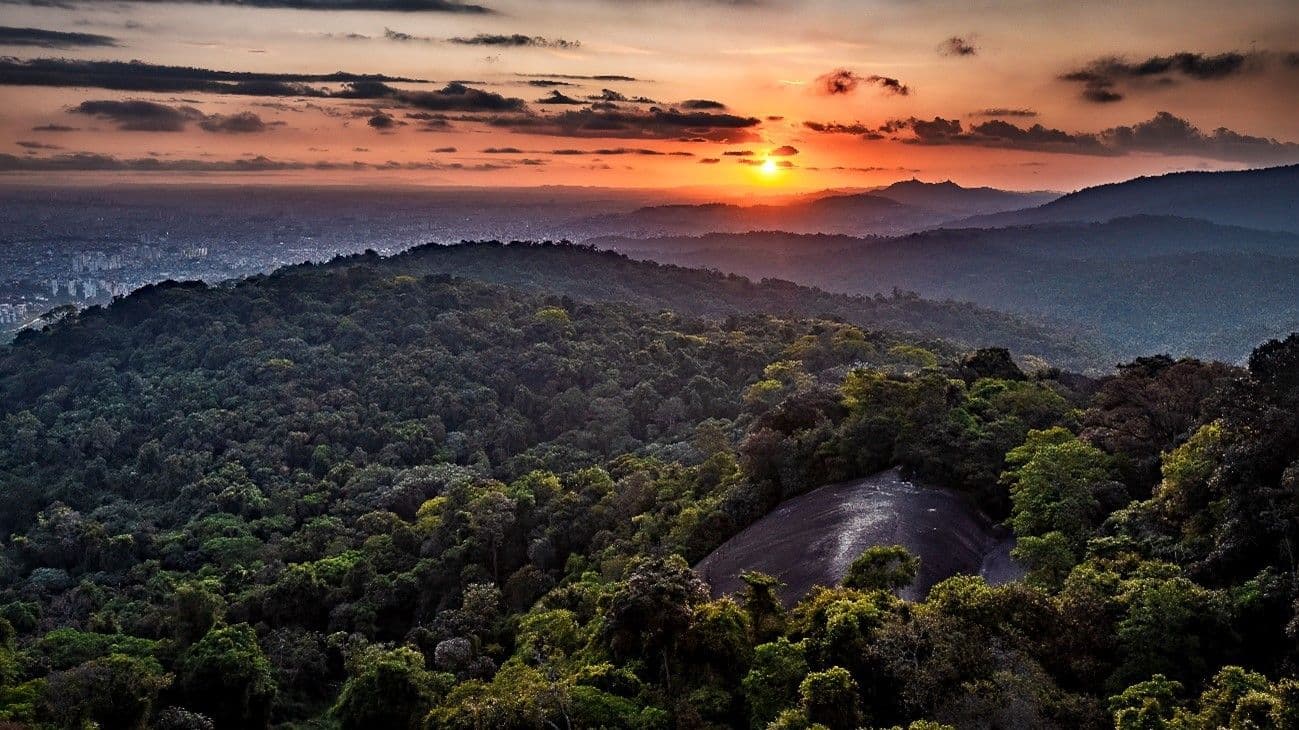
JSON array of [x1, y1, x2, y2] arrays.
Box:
[[760, 158, 780, 176]]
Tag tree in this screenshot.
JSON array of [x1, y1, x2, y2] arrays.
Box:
[[1108, 674, 1183, 730], [1111, 574, 1232, 690], [172, 582, 225, 646], [799, 666, 863, 730], [958, 348, 1026, 382], [678, 598, 752, 680], [466, 486, 517, 581], [1012, 531, 1075, 589], [841, 545, 919, 594], [742, 638, 808, 728], [739, 571, 787, 643], [334, 646, 446, 730], [1002, 427, 1118, 578], [44, 653, 170, 730], [602, 556, 709, 691], [177, 624, 277, 729]]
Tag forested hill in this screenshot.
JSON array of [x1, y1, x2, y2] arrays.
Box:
[[0, 249, 1093, 726], [3, 244, 1299, 728], [363, 241, 1105, 371]]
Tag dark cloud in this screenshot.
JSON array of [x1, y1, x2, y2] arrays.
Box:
[[0, 25, 117, 48], [802, 120, 874, 135], [0, 152, 559, 173], [516, 73, 638, 82], [680, 99, 726, 110], [31, 123, 78, 131], [815, 68, 910, 96], [816, 68, 858, 95], [0, 0, 493, 11], [331, 79, 402, 98], [1062, 51, 1253, 103], [870, 75, 910, 96], [804, 109, 1299, 163], [910, 117, 964, 140], [526, 79, 575, 87], [383, 27, 434, 42], [396, 82, 527, 112], [699, 157, 720, 163], [536, 90, 584, 105], [549, 147, 691, 156], [585, 88, 657, 104], [432, 146, 457, 152], [972, 108, 1037, 117], [1097, 111, 1299, 163], [0, 57, 427, 98], [1082, 86, 1123, 103], [367, 111, 398, 129], [70, 99, 203, 131], [72, 99, 283, 134], [198, 111, 277, 133], [769, 145, 798, 156], [938, 36, 976, 57], [482, 146, 523, 153], [485, 106, 761, 142], [404, 111, 453, 130], [0, 152, 304, 172], [16, 140, 62, 149], [448, 34, 578, 48], [722, 149, 753, 156]]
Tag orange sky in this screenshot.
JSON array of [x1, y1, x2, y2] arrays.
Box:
[[2, 0, 1298, 192]]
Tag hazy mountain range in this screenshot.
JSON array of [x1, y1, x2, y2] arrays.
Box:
[[570, 179, 1058, 238], [959, 164, 1299, 234], [587, 165, 1299, 362]]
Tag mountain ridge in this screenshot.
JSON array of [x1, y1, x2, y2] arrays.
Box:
[[958, 164, 1299, 233]]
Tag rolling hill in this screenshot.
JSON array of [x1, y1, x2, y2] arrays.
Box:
[[365, 240, 1105, 370], [568, 180, 1061, 238], [868, 179, 1057, 217], [591, 216, 1299, 362], [961, 164, 1299, 233]]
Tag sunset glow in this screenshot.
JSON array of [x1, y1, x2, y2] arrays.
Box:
[[0, 1, 1297, 191]]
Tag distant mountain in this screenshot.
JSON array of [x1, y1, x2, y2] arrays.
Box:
[[591, 215, 1299, 362], [570, 193, 938, 238], [568, 180, 1059, 239], [371, 241, 1105, 370], [962, 164, 1299, 233], [869, 179, 1057, 217]]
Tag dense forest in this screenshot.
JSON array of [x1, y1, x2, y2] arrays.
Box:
[[379, 241, 1103, 372], [1, 244, 1298, 729]]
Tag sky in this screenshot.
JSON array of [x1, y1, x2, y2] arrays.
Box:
[[2, 0, 1298, 192]]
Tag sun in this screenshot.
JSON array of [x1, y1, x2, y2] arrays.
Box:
[[760, 158, 779, 176]]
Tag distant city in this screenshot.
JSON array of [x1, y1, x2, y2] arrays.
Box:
[[0, 184, 667, 339]]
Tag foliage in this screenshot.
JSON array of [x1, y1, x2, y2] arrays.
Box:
[[0, 245, 1297, 728], [840, 545, 919, 594]]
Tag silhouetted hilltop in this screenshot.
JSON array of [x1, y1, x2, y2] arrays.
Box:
[[962, 164, 1299, 233], [591, 215, 1299, 361]]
